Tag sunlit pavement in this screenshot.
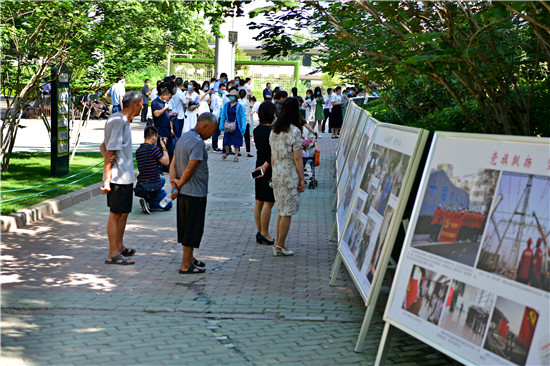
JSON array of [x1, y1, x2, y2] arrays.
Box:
[[1, 131, 456, 365]]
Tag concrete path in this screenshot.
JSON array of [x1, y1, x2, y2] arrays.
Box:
[[1, 133, 455, 365]]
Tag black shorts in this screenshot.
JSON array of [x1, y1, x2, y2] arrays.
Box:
[[177, 194, 207, 248], [107, 183, 133, 214]]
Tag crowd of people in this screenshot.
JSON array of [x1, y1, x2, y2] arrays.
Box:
[[100, 72, 364, 272]]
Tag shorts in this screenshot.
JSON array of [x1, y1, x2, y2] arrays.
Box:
[[177, 194, 207, 248], [107, 183, 133, 214]]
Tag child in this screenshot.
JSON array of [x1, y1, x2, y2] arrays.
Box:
[[302, 137, 314, 178]]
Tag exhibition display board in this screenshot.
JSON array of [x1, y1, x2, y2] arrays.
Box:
[[335, 111, 374, 237], [329, 106, 429, 351], [337, 122, 428, 302], [380, 132, 550, 366]]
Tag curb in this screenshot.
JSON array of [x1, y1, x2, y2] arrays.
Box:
[[1, 181, 103, 233]]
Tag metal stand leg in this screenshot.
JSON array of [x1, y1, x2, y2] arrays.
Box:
[[374, 322, 395, 366], [329, 221, 338, 242], [329, 252, 342, 285], [354, 303, 377, 353]]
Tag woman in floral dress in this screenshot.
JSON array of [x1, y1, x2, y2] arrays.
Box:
[[269, 98, 305, 256]]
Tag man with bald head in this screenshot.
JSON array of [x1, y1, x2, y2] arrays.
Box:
[[169, 112, 218, 274]]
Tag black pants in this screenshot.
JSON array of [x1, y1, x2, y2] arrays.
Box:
[[159, 134, 173, 172], [212, 126, 221, 150], [322, 108, 331, 132], [244, 123, 251, 153], [141, 104, 149, 122]]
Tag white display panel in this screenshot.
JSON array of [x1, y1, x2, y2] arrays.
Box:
[[384, 132, 550, 366], [337, 122, 427, 302]]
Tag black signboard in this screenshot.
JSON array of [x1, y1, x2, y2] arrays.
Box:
[[50, 64, 70, 177]]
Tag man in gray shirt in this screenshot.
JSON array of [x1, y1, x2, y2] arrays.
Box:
[[101, 91, 143, 265], [169, 112, 218, 274]]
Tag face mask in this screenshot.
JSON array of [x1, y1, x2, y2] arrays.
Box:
[[221, 90, 227, 96], [188, 85, 193, 91], [228, 96, 236, 102], [204, 87, 209, 91], [98, 92, 102, 96], [317, 92, 320, 95], [348, 92, 352, 96]]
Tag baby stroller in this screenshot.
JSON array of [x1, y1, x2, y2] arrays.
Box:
[[302, 138, 319, 189]]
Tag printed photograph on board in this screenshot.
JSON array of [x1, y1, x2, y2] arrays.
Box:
[[366, 205, 395, 282], [476, 172, 550, 293], [360, 144, 410, 215], [439, 280, 495, 346], [410, 165, 500, 266], [402, 264, 450, 326], [483, 296, 539, 366]]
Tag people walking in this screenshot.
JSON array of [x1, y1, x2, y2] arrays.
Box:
[[100, 91, 143, 265], [253, 102, 278, 245], [269, 98, 305, 256], [220, 89, 246, 162], [170, 113, 219, 274]]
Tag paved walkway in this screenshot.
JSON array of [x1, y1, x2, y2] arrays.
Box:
[[1, 131, 455, 365]]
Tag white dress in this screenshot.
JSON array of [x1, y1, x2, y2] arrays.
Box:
[[198, 90, 211, 115], [304, 97, 315, 122], [183, 92, 200, 133]]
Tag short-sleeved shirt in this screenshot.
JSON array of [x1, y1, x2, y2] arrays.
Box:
[[174, 129, 208, 197], [151, 97, 171, 137], [141, 85, 150, 104], [135, 143, 163, 185], [107, 82, 125, 107], [323, 94, 332, 109], [104, 113, 133, 185], [263, 88, 273, 101]]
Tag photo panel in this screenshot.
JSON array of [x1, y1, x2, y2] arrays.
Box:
[[384, 132, 550, 366], [477, 172, 550, 293], [402, 264, 450, 326], [439, 280, 495, 346], [410, 166, 499, 267], [337, 123, 426, 301], [484, 296, 539, 366]]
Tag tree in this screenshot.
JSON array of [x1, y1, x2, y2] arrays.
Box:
[[1, 1, 100, 172], [249, 1, 550, 136], [1, 0, 243, 172]]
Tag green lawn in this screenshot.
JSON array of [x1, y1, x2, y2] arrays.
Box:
[[1, 152, 107, 215]]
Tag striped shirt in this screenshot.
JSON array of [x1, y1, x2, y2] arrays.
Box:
[[136, 143, 163, 185]]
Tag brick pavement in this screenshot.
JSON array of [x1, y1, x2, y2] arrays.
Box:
[[1, 131, 456, 365]]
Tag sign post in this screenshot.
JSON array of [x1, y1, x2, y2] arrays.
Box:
[[50, 64, 70, 177]]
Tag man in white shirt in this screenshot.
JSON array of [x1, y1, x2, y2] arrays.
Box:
[[106, 76, 126, 113], [322, 88, 333, 133], [209, 83, 228, 151], [171, 78, 186, 139]]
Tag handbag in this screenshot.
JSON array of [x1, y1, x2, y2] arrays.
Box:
[[223, 104, 238, 132], [224, 120, 237, 133], [134, 144, 161, 198], [314, 144, 320, 167]]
